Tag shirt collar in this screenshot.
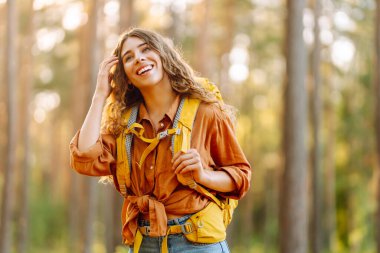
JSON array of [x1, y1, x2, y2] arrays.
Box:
[[137, 95, 181, 123]]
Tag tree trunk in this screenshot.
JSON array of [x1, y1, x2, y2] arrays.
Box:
[[264, 168, 278, 252], [119, 0, 135, 33], [15, 0, 33, 252], [218, 0, 235, 92], [167, 3, 181, 44], [69, 31, 86, 253], [325, 64, 337, 252], [69, 0, 98, 251], [0, 0, 7, 171], [280, 0, 308, 253], [194, 0, 211, 76], [0, 1, 18, 252], [374, 0, 380, 252], [83, 1, 101, 253], [310, 0, 323, 252]]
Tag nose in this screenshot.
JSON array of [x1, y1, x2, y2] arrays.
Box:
[[135, 53, 146, 64]]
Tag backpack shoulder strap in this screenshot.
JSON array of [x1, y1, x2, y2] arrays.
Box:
[[172, 97, 224, 208], [173, 79, 234, 210], [115, 105, 138, 197], [172, 97, 200, 154]]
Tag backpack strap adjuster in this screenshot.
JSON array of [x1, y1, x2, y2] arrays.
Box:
[[158, 130, 169, 139], [180, 222, 194, 234]]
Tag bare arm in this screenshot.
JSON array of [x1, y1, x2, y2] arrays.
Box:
[[77, 56, 118, 151]]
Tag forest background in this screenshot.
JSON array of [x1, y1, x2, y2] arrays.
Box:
[[1, 0, 380, 253]]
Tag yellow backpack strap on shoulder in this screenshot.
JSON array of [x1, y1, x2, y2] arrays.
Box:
[[173, 78, 238, 226], [173, 78, 220, 189], [115, 105, 139, 197]]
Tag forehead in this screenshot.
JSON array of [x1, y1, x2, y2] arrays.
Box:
[[121, 36, 146, 55]]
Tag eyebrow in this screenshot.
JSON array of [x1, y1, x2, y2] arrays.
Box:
[[121, 42, 147, 58]]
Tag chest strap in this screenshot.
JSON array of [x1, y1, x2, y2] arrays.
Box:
[[125, 98, 186, 169], [125, 122, 181, 168]]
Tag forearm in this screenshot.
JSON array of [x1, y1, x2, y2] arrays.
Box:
[[78, 95, 106, 151], [198, 170, 235, 193]]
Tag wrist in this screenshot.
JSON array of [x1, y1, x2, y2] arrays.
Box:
[[197, 170, 211, 186]]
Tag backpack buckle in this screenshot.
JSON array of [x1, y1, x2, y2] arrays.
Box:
[[180, 222, 194, 234], [158, 130, 169, 139]]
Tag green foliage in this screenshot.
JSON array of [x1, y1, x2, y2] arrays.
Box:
[[29, 186, 68, 252]]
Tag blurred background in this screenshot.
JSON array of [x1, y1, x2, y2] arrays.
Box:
[[1, 0, 380, 253]]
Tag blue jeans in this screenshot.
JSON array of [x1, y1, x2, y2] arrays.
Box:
[[128, 215, 230, 253]]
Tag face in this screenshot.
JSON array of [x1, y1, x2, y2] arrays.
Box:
[[120, 36, 166, 90]]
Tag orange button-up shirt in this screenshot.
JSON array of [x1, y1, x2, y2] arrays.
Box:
[[69, 97, 251, 245]]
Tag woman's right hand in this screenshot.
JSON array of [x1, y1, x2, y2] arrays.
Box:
[[94, 56, 119, 99]]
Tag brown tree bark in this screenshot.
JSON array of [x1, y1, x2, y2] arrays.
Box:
[[310, 0, 323, 252], [69, 0, 97, 251], [15, 0, 34, 252], [119, 0, 135, 33], [83, 1, 101, 253], [218, 0, 235, 93], [194, 0, 211, 77], [375, 0, 380, 252], [167, 3, 181, 44], [0, 0, 6, 170], [325, 64, 336, 252], [0, 1, 18, 253], [280, 0, 308, 253]]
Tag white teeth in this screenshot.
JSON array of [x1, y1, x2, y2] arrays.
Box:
[[137, 65, 153, 75]]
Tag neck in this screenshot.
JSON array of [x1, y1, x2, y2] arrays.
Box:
[[139, 76, 177, 120]]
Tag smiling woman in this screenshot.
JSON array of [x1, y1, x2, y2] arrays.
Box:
[[69, 28, 251, 253]]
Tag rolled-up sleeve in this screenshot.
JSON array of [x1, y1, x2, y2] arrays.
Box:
[[69, 130, 117, 176], [209, 107, 252, 199]]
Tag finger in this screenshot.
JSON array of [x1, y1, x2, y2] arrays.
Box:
[[172, 153, 194, 169], [179, 164, 199, 174], [174, 158, 198, 174], [171, 151, 185, 163], [100, 57, 118, 68], [186, 149, 201, 159], [104, 59, 119, 69]]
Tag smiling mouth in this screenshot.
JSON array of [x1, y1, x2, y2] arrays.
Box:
[[137, 65, 153, 75]]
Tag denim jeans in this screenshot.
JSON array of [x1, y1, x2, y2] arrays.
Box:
[[128, 215, 230, 253]]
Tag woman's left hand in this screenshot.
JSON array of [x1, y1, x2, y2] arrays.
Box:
[[172, 149, 205, 183]]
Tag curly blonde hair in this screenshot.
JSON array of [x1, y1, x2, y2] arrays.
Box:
[[101, 28, 220, 136]]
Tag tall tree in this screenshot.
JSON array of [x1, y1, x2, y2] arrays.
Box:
[[215, 0, 236, 92], [324, 64, 336, 252], [119, 0, 135, 32], [0, 0, 6, 169], [0, 0, 18, 252], [280, 0, 308, 253], [69, 25, 87, 253], [167, 3, 182, 43], [310, 0, 323, 252], [15, 0, 34, 252], [69, 0, 100, 251], [375, 0, 380, 252], [83, 1, 101, 252], [194, 0, 211, 77]]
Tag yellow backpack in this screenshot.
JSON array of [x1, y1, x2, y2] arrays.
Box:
[[114, 78, 238, 251]]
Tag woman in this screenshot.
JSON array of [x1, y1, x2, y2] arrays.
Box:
[[70, 28, 251, 253]]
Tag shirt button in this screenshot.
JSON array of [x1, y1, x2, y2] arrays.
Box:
[[150, 165, 154, 170], [160, 122, 164, 128]]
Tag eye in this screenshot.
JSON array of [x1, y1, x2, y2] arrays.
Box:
[[124, 55, 132, 62], [142, 46, 150, 53]]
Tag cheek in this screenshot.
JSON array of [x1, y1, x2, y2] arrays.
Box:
[[123, 64, 132, 77]]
